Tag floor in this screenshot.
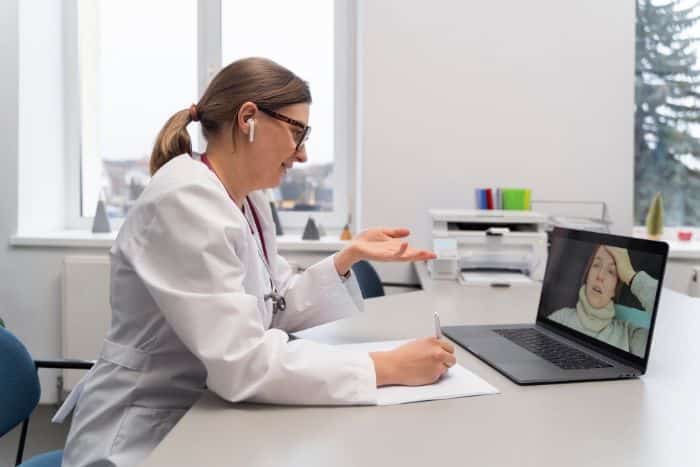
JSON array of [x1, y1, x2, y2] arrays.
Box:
[[0, 405, 71, 465]]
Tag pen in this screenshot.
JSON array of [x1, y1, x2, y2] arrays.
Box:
[[434, 312, 442, 339]]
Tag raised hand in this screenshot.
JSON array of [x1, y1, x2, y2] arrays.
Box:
[[351, 227, 436, 262], [604, 246, 636, 286], [333, 227, 436, 277]]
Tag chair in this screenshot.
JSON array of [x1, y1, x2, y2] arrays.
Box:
[[0, 326, 93, 466], [351, 260, 386, 299]]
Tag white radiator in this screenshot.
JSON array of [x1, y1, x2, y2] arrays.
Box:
[[57, 251, 318, 395], [61, 255, 112, 393]]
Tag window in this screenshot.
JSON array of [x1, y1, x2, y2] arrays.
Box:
[[73, 0, 199, 223], [70, 0, 353, 230], [635, 0, 700, 227]]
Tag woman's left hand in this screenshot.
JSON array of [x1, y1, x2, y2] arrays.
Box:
[[334, 227, 437, 275], [604, 246, 636, 286], [352, 227, 437, 262]]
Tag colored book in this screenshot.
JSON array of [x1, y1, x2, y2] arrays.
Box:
[[485, 189, 494, 209], [524, 189, 531, 210], [502, 188, 528, 210], [477, 187, 529, 210]]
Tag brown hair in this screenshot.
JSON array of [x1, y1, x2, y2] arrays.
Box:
[[581, 245, 624, 300], [149, 57, 312, 175]]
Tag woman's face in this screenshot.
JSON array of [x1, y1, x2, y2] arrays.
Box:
[[251, 103, 309, 189], [585, 247, 619, 309]]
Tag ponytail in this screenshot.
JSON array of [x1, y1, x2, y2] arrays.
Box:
[[149, 57, 311, 176], [149, 109, 194, 175]]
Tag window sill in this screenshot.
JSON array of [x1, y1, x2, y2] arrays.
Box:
[[666, 241, 700, 260], [10, 230, 349, 253], [10, 231, 117, 248], [631, 226, 700, 260], [275, 234, 349, 252]]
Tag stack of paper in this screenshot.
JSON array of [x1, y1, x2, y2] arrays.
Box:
[[335, 340, 499, 405]]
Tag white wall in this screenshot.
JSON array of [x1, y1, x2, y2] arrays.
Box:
[[359, 0, 635, 282], [1, 0, 637, 403]]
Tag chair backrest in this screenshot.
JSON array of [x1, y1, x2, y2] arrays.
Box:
[[351, 260, 385, 299], [0, 327, 40, 437]]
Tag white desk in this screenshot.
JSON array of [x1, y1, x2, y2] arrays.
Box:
[[143, 263, 700, 467]]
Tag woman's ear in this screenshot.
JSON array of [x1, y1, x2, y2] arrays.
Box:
[[237, 101, 258, 137]]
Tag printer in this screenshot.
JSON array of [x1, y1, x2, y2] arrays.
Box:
[[429, 209, 548, 285]]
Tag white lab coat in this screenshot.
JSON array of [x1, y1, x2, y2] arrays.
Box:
[[58, 154, 377, 467]]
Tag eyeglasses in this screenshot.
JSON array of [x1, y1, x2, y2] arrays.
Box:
[[257, 106, 311, 151]]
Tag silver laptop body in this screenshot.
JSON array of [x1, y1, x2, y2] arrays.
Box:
[[443, 227, 668, 385]]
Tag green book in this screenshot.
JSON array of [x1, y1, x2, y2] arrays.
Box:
[[502, 188, 526, 210], [500, 188, 532, 210], [524, 189, 531, 210]]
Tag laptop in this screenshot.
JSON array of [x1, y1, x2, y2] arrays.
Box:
[[442, 227, 668, 385]]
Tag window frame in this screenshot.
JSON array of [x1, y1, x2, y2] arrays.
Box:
[[65, 0, 89, 230], [66, 0, 356, 232]]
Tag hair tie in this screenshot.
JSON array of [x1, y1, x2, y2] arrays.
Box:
[[189, 104, 199, 122]]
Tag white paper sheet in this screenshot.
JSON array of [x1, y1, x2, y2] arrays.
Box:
[[335, 340, 500, 405]]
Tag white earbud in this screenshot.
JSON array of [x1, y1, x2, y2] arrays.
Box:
[[247, 118, 255, 143]]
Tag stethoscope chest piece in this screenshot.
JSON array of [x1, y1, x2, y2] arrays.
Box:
[[265, 291, 286, 314]]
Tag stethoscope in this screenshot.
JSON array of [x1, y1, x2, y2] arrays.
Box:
[[242, 198, 286, 314], [197, 153, 286, 314]]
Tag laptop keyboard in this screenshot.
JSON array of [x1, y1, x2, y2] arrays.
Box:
[[493, 328, 612, 370]]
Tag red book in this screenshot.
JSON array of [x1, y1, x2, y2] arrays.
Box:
[[485, 189, 494, 210]]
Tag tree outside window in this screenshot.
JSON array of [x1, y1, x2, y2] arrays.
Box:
[[635, 0, 700, 226]]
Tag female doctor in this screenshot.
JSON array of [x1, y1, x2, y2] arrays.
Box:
[[57, 57, 455, 467]]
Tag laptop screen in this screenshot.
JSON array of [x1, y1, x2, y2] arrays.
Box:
[[537, 228, 668, 363]]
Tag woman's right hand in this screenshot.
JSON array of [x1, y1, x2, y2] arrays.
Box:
[[370, 338, 456, 387], [604, 246, 636, 286]]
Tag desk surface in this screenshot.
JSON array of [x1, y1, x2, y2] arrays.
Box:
[[143, 263, 700, 467]]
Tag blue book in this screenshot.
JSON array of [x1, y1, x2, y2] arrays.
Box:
[[478, 189, 485, 209]]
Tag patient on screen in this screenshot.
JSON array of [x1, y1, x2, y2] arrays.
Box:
[[547, 244, 659, 358]]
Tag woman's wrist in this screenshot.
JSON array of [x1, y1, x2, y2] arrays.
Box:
[[334, 245, 360, 276], [622, 269, 637, 286], [626, 270, 640, 287], [369, 351, 397, 387]]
